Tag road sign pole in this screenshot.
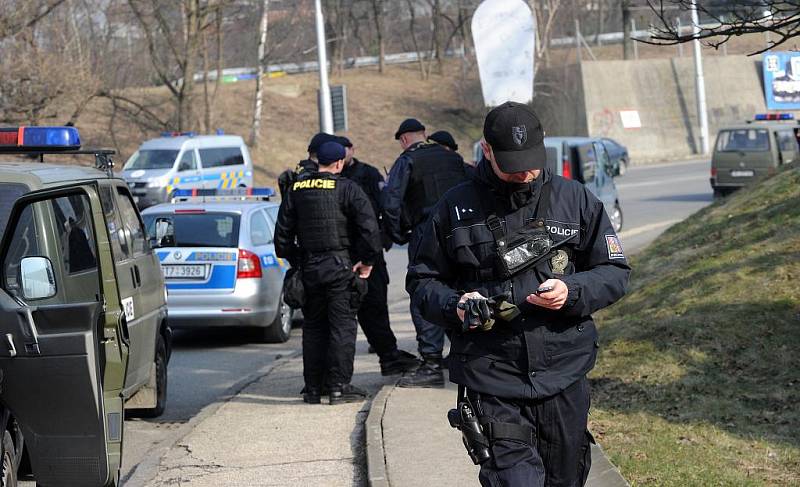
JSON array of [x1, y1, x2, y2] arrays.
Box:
[[315, 0, 334, 134], [691, 0, 710, 155]]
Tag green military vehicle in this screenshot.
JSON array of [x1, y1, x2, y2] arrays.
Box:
[[710, 113, 799, 198], [0, 127, 171, 486]]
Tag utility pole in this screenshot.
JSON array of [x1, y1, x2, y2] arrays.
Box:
[[691, 0, 709, 154], [315, 0, 334, 134]]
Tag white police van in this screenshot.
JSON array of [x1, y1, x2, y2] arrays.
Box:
[[121, 132, 254, 209]]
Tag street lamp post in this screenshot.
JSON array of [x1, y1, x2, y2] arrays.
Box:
[[691, 0, 710, 154], [315, 0, 334, 134]]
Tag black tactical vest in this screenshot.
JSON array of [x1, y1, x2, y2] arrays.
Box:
[[290, 173, 351, 254], [405, 143, 467, 228]]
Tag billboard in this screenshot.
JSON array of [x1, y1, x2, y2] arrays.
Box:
[[472, 0, 535, 107], [763, 51, 800, 110]]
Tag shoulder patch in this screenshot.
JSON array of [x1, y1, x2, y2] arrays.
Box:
[[605, 235, 625, 259]]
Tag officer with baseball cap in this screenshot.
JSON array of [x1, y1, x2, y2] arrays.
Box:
[[277, 132, 337, 199], [275, 141, 381, 405], [406, 102, 631, 485]]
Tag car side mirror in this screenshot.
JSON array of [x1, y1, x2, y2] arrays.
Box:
[[19, 256, 56, 300]]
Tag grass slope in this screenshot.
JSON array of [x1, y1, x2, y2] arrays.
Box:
[[591, 168, 800, 486]]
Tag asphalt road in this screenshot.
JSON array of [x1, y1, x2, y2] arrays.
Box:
[[18, 158, 712, 486]]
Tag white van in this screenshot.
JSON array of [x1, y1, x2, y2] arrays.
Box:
[[121, 133, 254, 208]]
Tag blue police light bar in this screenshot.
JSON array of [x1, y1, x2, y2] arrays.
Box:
[[172, 187, 275, 202], [160, 131, 197, 137], [0, 126, 81, 150], [754, 113, 794, 121]]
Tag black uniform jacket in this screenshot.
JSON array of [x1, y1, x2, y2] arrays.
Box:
[[274, 171, 381, 268], [277, 158, 318, 199], [406, 160, 631, 400], [342, 158, 393, 254]]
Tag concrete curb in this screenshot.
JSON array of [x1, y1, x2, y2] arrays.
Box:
[[366, 384, 394, 487]]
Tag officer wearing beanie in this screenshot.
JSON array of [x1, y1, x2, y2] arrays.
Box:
[[277, 132, 336, 199], [382, 118, 469, 388], [275, 141, 381, 405], [407, 103, 630, 485], [338, 136, 419, 376]]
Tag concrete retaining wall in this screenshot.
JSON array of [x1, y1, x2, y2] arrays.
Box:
[[533, 55, 767, 163]]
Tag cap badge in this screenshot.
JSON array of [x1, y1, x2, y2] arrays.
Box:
[[512, 125, 527, 146]]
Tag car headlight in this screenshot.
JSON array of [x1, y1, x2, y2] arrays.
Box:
[[146, 177, 167, 189]]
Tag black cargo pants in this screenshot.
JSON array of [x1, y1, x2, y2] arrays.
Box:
[[473, 377, 594, 487], [301, 254, 358, 388], [356, 255, 398, 358]]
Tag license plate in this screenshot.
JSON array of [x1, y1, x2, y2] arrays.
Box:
[[731, 170, 754, 177], [162, 264, 206, 279]]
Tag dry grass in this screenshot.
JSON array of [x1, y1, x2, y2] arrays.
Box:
[[591, 167, 800, 486]]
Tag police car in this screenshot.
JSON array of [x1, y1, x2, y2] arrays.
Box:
[[141, 188, 292, 343]]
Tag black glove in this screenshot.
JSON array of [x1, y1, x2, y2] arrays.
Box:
[[457, 298, 494, 332], [487, 293, 521, 322]]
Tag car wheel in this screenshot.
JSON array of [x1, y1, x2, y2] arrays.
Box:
[[139, 333, 168, 418], [261, 294, 292, 343], [2, 430, 17, 487], [609, 203, 623, 233]]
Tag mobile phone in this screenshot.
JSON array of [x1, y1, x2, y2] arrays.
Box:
[[536, 285, 554, 294]]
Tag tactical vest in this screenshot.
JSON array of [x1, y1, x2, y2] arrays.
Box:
[[405, 143, 467, 228], [290, 173, 351, 254]]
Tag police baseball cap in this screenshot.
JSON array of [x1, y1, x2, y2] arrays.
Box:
[[317, 141, 346, 166], [483, 102, 546, 173], [307, 132, 337, 153], [428, 130, 458, 151], [336, 136, 353, 148], [394, 118, 426, 140]]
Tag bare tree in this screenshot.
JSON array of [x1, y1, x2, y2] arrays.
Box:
[[0, 0, 67, 39], [645, 0, 800, 54], [370, 0, 387, 73], [528, 0, 565, 71], [623, 0, 633, 59], [251, 0, 269, 147]]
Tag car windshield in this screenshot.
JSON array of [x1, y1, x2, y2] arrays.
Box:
[[143, 212, 240, 248], [716, 129, 770, 152], [124, 150, 180, 170], [0, 183, 28, 238]]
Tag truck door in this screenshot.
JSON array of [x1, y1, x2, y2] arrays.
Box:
[[775, 130, 797, 166], [593, 141, 617, 210], [576, 142, 599, 197], [0, 186, 128, 487]]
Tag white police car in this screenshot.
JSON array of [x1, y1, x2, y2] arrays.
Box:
[[141, 188, 292, 343]]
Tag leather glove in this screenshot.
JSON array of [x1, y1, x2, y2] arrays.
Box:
[[488, 294, 521, 322], [457, 298, 495, 332]]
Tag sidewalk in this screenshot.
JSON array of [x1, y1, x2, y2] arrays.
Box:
[[139, 296, 628, 487]]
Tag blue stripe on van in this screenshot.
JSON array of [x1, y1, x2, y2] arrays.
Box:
[[157, 251, 169, 262], [166, 265, 236, 290]]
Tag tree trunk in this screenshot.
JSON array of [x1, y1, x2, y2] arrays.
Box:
[[202, 29, 211, 133], [622, 1, 632, 60], [371, 0, 385, 74], [251, 0, 269, 147]]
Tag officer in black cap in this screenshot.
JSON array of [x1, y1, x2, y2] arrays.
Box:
[[338, 136, 418, 375], [382, 118, 469, 388], [275, 141, 381, 405], [407, 102, 630, 485], [428, 130, 458, 152], [277, 132, 336, 199]]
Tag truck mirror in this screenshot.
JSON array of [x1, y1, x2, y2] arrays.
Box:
[[20, 256, 57, 300]]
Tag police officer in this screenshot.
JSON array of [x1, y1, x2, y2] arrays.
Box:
[[275, 141, 381, 405], [338, 136, 418, 375], [406, 102, 630, 485], [428, 129, 476, 174], [381, 118, 469, 388], [277, 132, 336, 199]]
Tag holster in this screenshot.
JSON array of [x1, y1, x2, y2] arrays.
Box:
[[282, 267, 305, 308]]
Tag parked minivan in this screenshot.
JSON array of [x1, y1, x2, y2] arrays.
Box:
[[710, 114, 799, 198], [544, 136, 623, 232], [121, 133, 254, 209]]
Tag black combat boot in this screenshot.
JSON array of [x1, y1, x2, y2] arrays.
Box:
[[397, 354, 445, 388], [379, 349, 420, 376], [329, 383, 369, 405], [303, 386, 322, 404]]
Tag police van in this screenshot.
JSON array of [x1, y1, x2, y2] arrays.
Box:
[[710, 113, 799, 198], [0, 126, 171, 486], [121, 132, 254, 209]]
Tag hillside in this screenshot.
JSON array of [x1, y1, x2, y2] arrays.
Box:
[[72, 61, 485, 187], [591, 168, 800, 485]]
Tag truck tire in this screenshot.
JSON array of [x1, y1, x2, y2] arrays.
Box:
[[261, 294, 292, 343], [2, 430, 17, 487], [139, 334, 168, 418]]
